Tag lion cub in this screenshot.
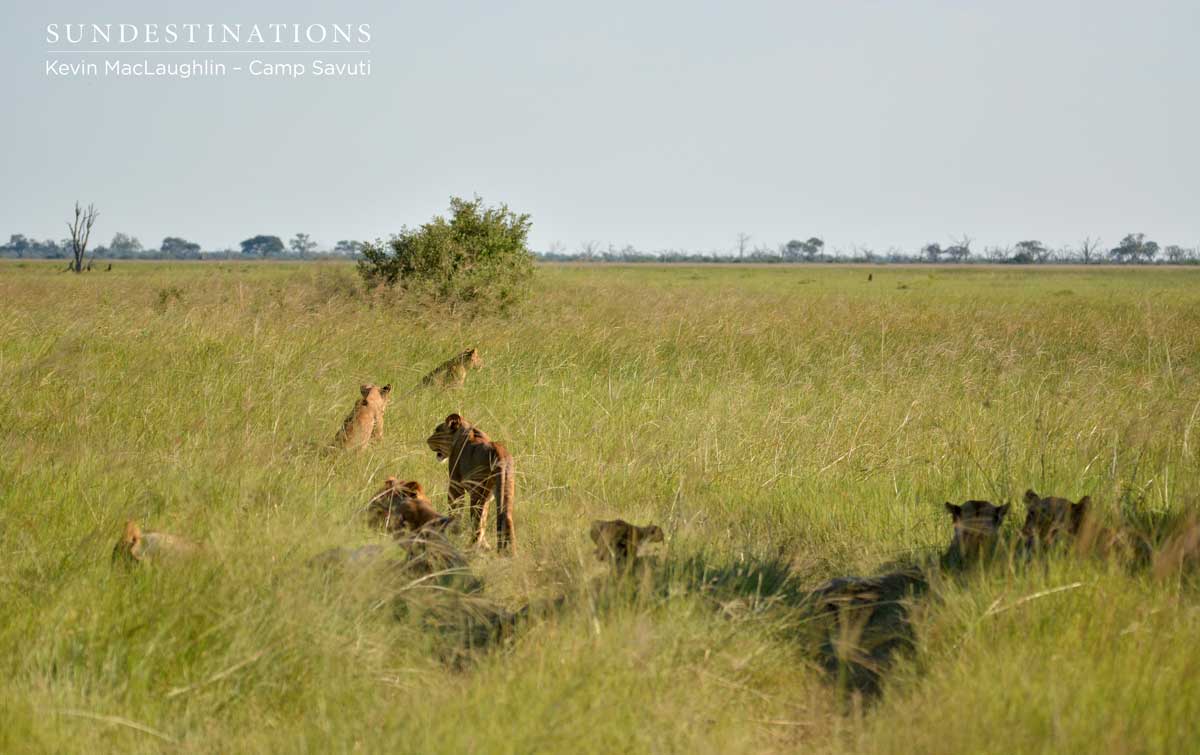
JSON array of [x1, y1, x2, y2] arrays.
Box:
[[421, 348, 482, 388], [590, 519, 665, 571], [333, 383, 392, 449], [367, 477, 455, 536], [111, 520, 200, 565]]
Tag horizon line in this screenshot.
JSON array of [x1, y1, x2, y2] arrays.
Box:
[[45, 50, 371, 54]]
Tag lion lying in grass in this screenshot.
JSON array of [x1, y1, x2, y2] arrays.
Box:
[[367, 477, 455, 536], [590, 519, 664, 572], [111, 520, 200, 566]]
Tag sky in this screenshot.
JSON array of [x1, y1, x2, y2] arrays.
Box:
[[1, 0, 1197, 255]]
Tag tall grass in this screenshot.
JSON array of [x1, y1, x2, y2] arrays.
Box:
[[0, 261, 1197, 752]]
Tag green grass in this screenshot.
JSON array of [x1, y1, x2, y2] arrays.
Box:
[[1, 260, 1198, 753]]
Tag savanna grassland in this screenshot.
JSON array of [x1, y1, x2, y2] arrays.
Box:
[[2, 261, 1199, 754]]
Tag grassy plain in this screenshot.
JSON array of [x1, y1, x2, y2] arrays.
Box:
[[1, 261, 1198, 753]]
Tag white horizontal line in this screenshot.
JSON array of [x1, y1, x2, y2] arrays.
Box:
[[45, 50, 371, 54]]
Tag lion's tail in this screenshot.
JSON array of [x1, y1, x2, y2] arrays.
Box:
[[494, 459, 516, 553]]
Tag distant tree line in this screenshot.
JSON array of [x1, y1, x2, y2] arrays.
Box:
[[537, 233, 1200, 265], [4, 227, 1196, 266], [0, 231, 364, 261]]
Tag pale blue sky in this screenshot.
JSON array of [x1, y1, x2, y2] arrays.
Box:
[[2, 0, 1197, 254]]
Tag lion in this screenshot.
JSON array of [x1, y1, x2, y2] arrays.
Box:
[[366, 477, 455, 536], [810, 565, 927, 696], [942, 499, 1010, 567], [589, 519, 664, 571], [1022, 489, 1156, 563], [426, 413, 515, 552], [1152, 517, 1200, 580], [393, 528, 472, 577], [332, 383, 392, 449], [111, 520, 200, 566], [811, 500, 1008, 694], [1021, 490, 1091, 550], [421, 348, 482, 388]]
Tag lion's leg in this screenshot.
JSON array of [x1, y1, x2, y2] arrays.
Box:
[[469, 486, 491, 548], [371, 413, 384, 440], [447, 481, 466, 515]]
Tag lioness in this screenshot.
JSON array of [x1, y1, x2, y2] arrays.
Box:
[[333, 383, 392, 449], [1022, 489, 1153, 562], [421, 348, 482, 388], [394, 528, 472, 576], [426, 413, 515, 552], [1021, 490, 1091, 550], [589, 519, 664, 570], [367, 477, 455, 536], [942, 499, 1010, 567], [810, 565, 927, 696], [112, 520, 199, 565]]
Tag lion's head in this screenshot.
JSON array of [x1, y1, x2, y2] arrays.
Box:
[[426, 413, 469, 462], [366, 477, 427, 534], [361, 383, 392, 409], [111, 520, 144, 564], [460, 348, 482, 370], [1021, 490, 1090, 550], [944, 499, 1010, 561], [589, 519, 665, 567]]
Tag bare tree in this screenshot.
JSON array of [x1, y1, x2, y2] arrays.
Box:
[[945, 234, 973, 263], [983, 245, 1012, 263], [1078, 236, 1101, 265], [578, 240, 600, 260], [66, 201, 99, 273], [735, 232, 751, 260]]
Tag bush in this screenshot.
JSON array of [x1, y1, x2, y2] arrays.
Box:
[[357, 196, 535, 312]]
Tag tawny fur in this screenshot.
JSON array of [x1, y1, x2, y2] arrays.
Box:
[[333, 383, 392, 449], [393, 529, 471, 576], [366, 477, 455, 536], [589, 519, 664, 570], [1022, 489, 1155, 562], [111, 520, 200, 565], [426, 413, 515, 552], [1021, 490, 1092, 550], [421, 348, 482, 388]]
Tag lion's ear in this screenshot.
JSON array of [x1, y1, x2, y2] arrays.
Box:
[[360, 384, 373, 398], [123, 520, 142, 544], [384, 476, 399, 489], [944, 502, 962, 521], [380, 384, 392, 396], [995, 504, 1011, 523], [400, 481, 424, 495], [1024, 489, 1039, 504], [445, 413, 463, 430], [1072, 496, 1091, 528]]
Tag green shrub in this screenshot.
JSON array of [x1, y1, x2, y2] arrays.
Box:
[[357, 196, 535, 312]]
